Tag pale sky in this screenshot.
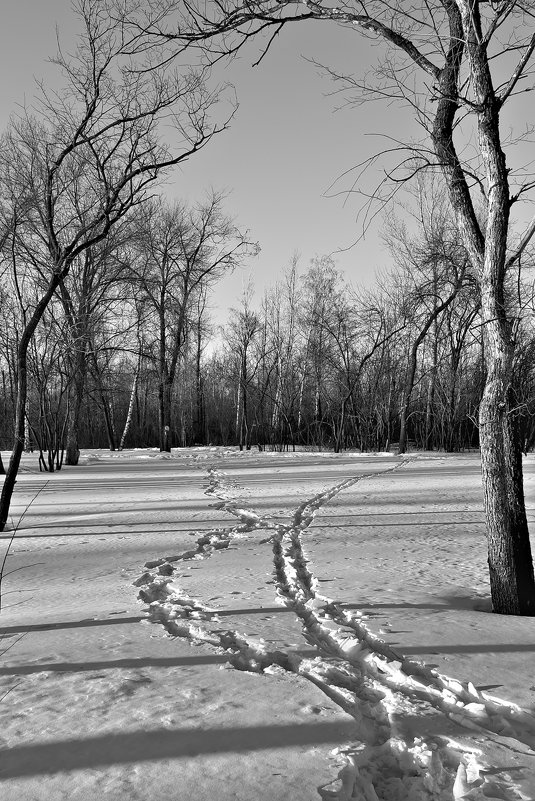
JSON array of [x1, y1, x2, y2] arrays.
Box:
[[1, 4, 533, 317], [1, 2, 419, 319]]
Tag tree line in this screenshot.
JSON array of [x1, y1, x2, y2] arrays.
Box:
[[3, 180, 535, 464]]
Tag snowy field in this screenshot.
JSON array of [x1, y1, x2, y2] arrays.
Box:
[[1, 448, 535, 800]]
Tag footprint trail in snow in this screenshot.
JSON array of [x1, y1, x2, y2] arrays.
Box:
[[136, 463, 533, 800]]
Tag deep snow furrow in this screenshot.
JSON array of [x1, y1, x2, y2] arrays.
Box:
[[200, 464, 493, 797], [272, 469, 535, 753], [135, 572, 390, 735], [135, 572, 469, 800], [142, 467, 276, 572]]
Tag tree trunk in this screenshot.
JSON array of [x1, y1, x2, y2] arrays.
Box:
[[425, 320, 438, 450], [91, 354, 116, 451], [159, 377, 172, 452], [65, 349, 87, 465], [194, 326, 205, 445], [424, 371, 436, 451], [23, 401, 31, 452], [479, 300, 535, 615], [119, 362, 139, 450], [101, 399, 117, 452], [457, 3, 535, 614]]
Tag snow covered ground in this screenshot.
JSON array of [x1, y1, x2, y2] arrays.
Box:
[[1, 448, 535, 800]]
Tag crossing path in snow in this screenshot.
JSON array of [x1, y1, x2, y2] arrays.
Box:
[[137, 458, 535, 800], [2, 450, 535, 800]]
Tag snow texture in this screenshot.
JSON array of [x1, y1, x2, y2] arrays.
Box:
[[136, 459, 535, 801], [1, 448, 535, 800]]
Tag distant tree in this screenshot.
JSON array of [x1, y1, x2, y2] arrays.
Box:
[[58, 226, 132, 465], [227, 287, 260, 451], [133, 193, 254, 451], [26, 309, 70, 472], [191, 286, 211, 446]]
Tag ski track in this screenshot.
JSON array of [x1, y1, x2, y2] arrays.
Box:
[[135, 463, 532, 801]]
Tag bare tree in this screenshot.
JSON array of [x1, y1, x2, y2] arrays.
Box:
[[132, 193, 254, 451], [127, 0, 535, 614], [26, 310, 70, 473], [58, 224, 133, 465], [226, 286, 261, 451], [383, 190, 474, 453], [0, 0, 230, 531]]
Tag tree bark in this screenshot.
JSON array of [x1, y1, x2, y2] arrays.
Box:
[[479, 296, 535, 614], [444, 0, 535, 613]]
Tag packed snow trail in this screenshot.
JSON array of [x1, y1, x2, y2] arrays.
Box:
[[136, 463, 531, 801], [272, 483, 535, 749]]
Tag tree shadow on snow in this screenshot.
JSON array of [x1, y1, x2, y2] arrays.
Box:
[[0, 720, 357, 778], [0, 615, 146, 635], [347, 591, 493, 615], [0, 604, 298, 637], [0, 654, 235, 675], [400, 642, 535, 655]]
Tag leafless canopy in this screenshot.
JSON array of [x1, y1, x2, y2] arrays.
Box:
[[116, 0, 535, 614]]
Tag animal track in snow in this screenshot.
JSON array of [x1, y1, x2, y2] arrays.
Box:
[[136, 462, 531, 801]]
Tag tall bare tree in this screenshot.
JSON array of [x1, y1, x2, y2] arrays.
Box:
[[127, 0, 535, 614], [133, 193, 254, 451]]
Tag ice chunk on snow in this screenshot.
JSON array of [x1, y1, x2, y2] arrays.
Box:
[[467, 681, 480, 699], [453, 759, 484, 799], [453, 763, 470, 800], [463, 703, 486, 718]]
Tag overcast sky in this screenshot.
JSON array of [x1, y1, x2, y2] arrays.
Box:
[[0, 2, 425, 320]]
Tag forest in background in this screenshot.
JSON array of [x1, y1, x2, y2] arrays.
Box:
[[2, 175, 535, 469]]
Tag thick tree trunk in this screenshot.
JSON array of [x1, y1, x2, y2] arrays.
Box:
[[479, 304, 535, 615], [458, 0, 535, 614]]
